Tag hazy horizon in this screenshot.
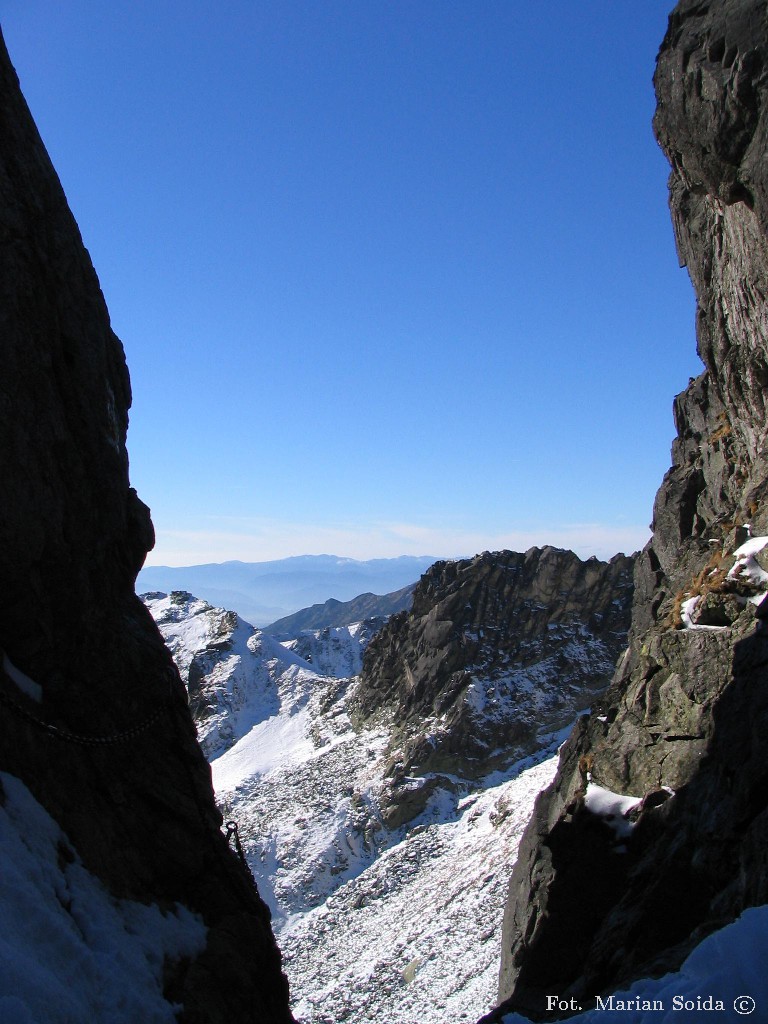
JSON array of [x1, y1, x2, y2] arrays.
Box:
[[5, 3, 692, 568]]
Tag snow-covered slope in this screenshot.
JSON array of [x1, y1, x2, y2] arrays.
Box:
[[0, 772, 206, 1024], [280, 753, 559, 1024], [494, 905, 768, 1023], [143, 591, 375, 761], [143, 591, 562, 1023]]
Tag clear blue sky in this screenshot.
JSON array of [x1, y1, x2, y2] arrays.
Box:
[[3, 2, 698, 565]]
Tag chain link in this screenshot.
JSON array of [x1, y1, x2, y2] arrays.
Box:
[[0, 684, 171, 745], [224, 819, 247, 865], [2, 667, 264, 902], [1, 660, 265, 911], [224, 819, 259, 886]]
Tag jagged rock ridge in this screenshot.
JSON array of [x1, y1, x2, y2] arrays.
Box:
[[354, 546, 634, 827], [487, 2, 768, 1019], [0, 29, 293, 1023], [143, 549, 634, 1024]]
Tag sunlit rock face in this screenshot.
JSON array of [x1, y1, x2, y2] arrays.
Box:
[[0, 28, 293, 1024], [486, 3, 768, 1020], [354, 547, 634, 828]]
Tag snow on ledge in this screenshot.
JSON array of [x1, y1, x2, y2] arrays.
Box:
[[678, 595, 727, 631], [500, 904, 768, 1023], [583, 782, 641, 840], [728, 534, 768, 589]]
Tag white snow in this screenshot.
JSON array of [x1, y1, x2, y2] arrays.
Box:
[[151, 592, 757, 1024], [727, 534, 768, 588], [142, 593, 379, 761], [499, 904, 768, 1022], [0, 772, 207, 1024], [731, 534, 768, 561], [679, 594, 731, 631], [213, 671, 391, 926], [680, 595, 700, 628], [177, 599, 566, 1022], [678, 534, 768, 630], [281, 755, 559, 1024], [583, 782, 641, 840], [212, 705, 315, 792], [281, 622, 374, 677]]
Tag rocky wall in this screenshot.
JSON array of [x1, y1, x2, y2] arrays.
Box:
[[485, 2, 768, 1019], [0, 27, 293, 1024]]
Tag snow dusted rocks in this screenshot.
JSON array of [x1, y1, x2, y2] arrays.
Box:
[[141, 593, 392, 923], [489, 3, 768, 1019], [280, 755, 560, 1024], [354, 547, 634, 827], [145, 571, 622, 1024], [0, 29, 292, 1024], [142, 591, 384, 760]]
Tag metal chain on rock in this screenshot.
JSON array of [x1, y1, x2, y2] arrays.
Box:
[[223, 819, 262, 890], [0, 683, 171, 745], [224, 819, 250, 869], [1, 665, 263, 898]]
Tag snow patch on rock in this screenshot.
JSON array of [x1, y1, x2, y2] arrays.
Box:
[[584, 782, 642, 840], [499, 904, 768, 1023]]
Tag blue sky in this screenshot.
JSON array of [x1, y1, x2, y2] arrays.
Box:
[[4, 2, 698, 565]]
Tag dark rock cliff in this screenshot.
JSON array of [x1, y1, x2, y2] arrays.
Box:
[[486, 2, 768, 1019], [354, 547, 634, 828], [0, 27, 293, 1023]]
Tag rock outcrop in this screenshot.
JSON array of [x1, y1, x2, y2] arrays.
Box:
[[486, 2, 768, 1018], [354, 547, 634, 827], [0, 28, 293, 1023]]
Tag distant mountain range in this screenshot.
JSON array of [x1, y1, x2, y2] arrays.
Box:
[[135, 554, 437, 625], [264, 583, 416, 634]]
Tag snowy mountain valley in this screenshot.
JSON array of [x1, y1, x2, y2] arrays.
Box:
[[5, 1, 768, 1021], [142, 546, 634, 1023]]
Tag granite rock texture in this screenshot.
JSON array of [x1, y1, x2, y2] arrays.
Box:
[[354, 547, 634, 828], [0, 28, 293, 1023], [485, 2, 768, 1019]]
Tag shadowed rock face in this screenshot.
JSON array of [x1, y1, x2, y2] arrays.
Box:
[[485, 2, 768, 1020], [355, 547, 634, 828], [0, 28, 293, 1024]]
